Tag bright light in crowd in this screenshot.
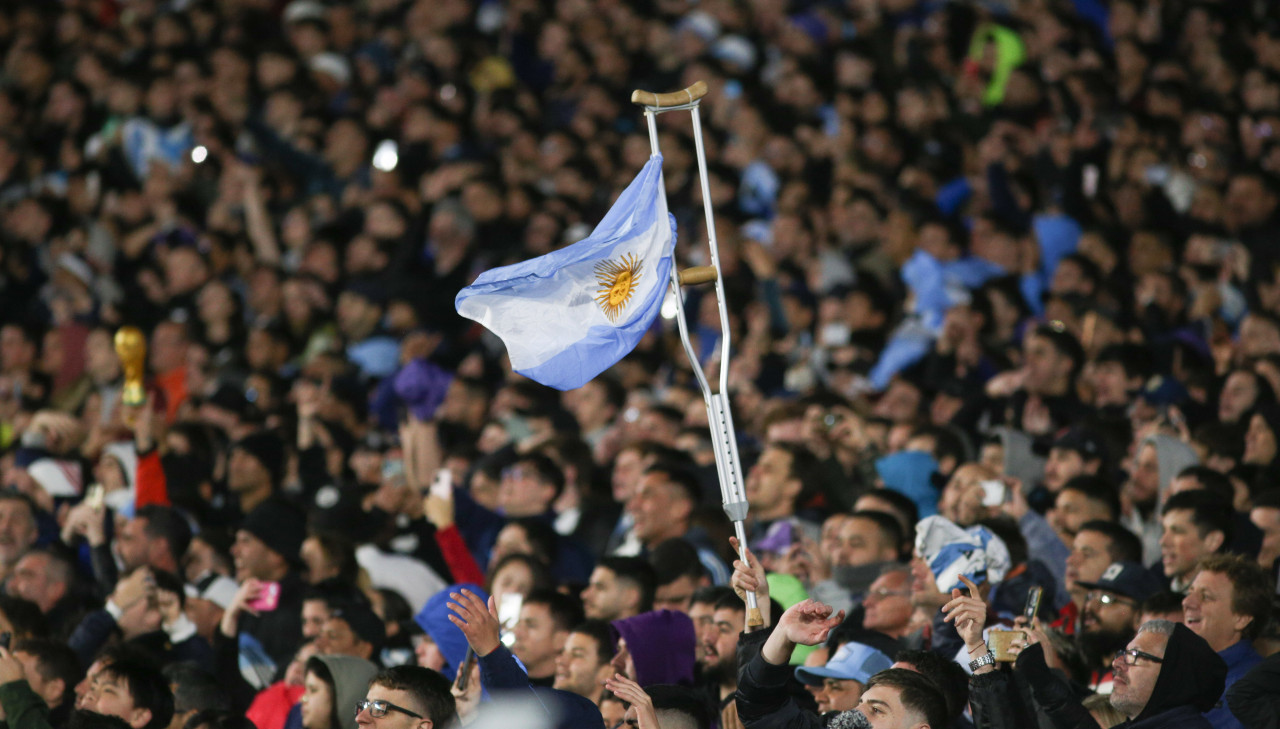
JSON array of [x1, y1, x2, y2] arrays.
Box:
[[661, 288, 678, 320], [372, 140, 399, 172], [190, 146, 208, 164]]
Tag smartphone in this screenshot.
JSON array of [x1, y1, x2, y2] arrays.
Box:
[[86, 484, 105, 512], [980, 480, 1007, 508], [498, 593, 522, 648], [382, 458, 405, 485], [430, 468, 453, 499], [455, 647, 477, 691], [247, 581, 281, 612], [1024, 586, 1043, 621]]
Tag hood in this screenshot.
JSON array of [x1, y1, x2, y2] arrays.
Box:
[[1133, 623, 1226, 722], [874, 450, 939, 519], [610, 610, 695, 686], [1142, 434, 1198, 506], [316, 655, 378, 729], [415, 583, 487, 677]]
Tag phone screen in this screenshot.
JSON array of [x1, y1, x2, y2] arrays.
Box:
[[980, 480, 1007, 507], [430, 468, 453, 499]]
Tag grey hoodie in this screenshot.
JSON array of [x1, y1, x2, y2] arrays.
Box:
[[316, 654, 379, 729], [1125, 434, 1199, 565]]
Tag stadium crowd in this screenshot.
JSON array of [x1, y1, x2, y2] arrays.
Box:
[[1, 0, 1280, 728]]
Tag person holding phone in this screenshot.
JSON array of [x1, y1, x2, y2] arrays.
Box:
[[218, 498, 307, 698]]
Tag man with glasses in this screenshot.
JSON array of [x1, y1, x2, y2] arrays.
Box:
[[355, 666, 455, 729], [861, 566, 914, 642], [1107, 620, 1226, 728], [1073, 561, 1164, 694]]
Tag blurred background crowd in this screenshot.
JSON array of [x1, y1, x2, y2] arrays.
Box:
[[1, 0, 1280, 727]]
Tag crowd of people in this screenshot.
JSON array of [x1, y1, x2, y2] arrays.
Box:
[[2, 0, 1280, 728]]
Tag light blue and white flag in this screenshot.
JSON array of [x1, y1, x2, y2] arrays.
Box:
[[455, 155, 676, 391]]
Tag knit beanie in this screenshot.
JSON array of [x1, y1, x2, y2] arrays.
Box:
[[233, 432, 286, 487], [240, 498, 306, 564]]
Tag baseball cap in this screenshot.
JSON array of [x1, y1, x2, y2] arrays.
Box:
[[794, 641, 892, 686], [1051, 427, 1106, 462], [1075, 562, 1164, 603]]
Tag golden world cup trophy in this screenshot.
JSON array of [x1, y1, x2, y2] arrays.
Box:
[[114, 326, 147, 407]]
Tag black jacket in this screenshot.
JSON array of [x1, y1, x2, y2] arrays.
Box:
[[1225, 651, 1280, 729]]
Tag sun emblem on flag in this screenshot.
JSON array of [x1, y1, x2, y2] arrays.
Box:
[[594, 254, 643, 322]]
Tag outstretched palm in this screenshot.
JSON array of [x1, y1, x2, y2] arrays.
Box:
[[778, 600, 845, 647]]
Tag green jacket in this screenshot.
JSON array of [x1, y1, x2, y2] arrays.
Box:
[[0, 680, 53, 729]]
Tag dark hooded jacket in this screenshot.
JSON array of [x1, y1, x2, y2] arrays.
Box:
[[999, 623, 1225, 729]]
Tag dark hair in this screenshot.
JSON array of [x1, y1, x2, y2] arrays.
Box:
[[305, 657, 342, 729], [1077, 520, 1144, 564], [98, 658, 175, 729], [369, 666, 456, 726], [645, 684, 712, 729], [1140, 591, 1186, 617], [642, 463, 703, 506], [161, 663, 228, 715], [514, 453, 566, 500], [1173, 466, 1236, 506], [150, 570, 186, 610], [1095, 343, 1155, 382], [1197, 554, 1275, 640], [570, 619, 616, 665], [487, 553, 553, 595], [1161, 490, 1233, 549], [0, 595, 50, 639], [649, 539, 708, 587], [503, 518, 559, 564], [1031, 323, 1085, 380], [598, 557, 657, 613], [524, 588, 585, 632], [865, 668, 948, 729], [181, 709, 256, 729], [857, 489, 920, 544], [134, 505, 193, 567], [1059, 476, 1121, 521], [910, 425, 969, 471], [849, 510, 905, 557], [892, 650, 969, 722], [689, 586, 735, 609], [13, 639, 81, 708], [304, 531, 361, 585], [1192, 422, 1246, 464], [1254, 488, 1280, 510]]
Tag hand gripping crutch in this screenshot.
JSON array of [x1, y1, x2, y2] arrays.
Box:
[[631, 81, 762, 628]]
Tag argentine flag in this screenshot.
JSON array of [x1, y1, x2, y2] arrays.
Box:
[[456, 155, 676, 391]]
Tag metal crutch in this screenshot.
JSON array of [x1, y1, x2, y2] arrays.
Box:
[[630, 81, 762, 628]]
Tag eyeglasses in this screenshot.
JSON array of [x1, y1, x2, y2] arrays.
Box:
[[1085, 591, 1135, 608], [865, 588, 911, 600], [1114, 649, 1164, 666], [355, 700, 423, 720]]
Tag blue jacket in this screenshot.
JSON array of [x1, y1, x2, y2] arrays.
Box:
[[478, 646, 604, 729]]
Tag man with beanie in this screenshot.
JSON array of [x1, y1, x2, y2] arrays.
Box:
[[217, 497, 306, 702], [228, 432, 287, 516]]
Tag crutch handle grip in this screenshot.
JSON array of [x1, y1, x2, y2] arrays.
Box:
[[746, 607, 764, 628], [631, 81, 708, 107], [677, 266, 718, 285]]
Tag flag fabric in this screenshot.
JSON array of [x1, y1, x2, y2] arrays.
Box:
[[455, 155, 676, 391]]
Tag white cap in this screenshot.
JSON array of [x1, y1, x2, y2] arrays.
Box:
[[185, 575, 239, 610], [309, 52, 351, 86]]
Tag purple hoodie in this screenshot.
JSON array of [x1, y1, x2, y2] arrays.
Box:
[[610, 610, 696, 687]]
